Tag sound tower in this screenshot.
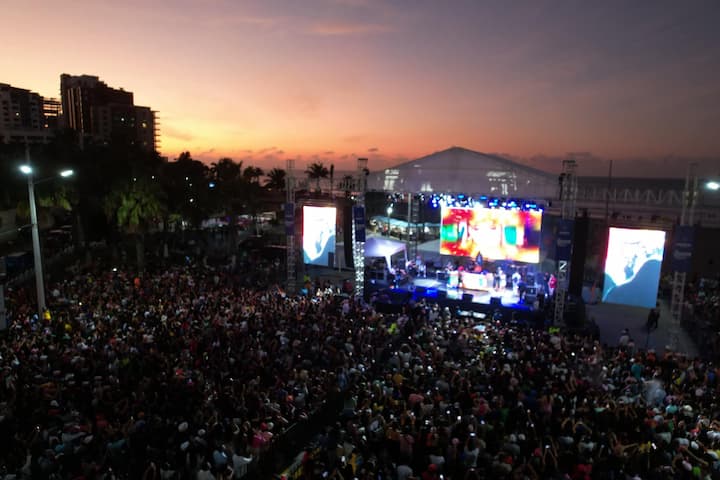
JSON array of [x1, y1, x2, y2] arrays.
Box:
[[343, 203, 354, 268], [568, 216, 590, 297]]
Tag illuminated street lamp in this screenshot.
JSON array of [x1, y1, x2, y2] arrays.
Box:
[[386, 205, 393, 236], [18, 162, 74, 318], [706, 180, 720, 191]]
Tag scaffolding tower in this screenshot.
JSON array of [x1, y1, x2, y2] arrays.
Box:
[[352, 158, 368, 300], [286, 159, 296, 294], [668, 163, 698, 351], [553, 159, 578, 326]]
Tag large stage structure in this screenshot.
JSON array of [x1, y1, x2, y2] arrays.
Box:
[[668, 163, 698, 351], [554, 159, 578, 326], [352, 158, 368, 299], [285, 159, 296, 294]]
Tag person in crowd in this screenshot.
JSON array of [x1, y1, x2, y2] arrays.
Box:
[[2, 256, 719, 480]]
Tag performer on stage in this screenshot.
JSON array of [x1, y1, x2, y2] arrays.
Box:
[[493, 266, 503, 289]]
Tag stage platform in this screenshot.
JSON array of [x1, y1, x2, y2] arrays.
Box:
[[411, 277, 524, 308], [367, 273, 545, 325]]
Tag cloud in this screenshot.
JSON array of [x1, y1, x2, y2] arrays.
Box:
[[368, 147, 379, 153], [324, 150, 335, 155], [163, 126, 193, 142], [307, 21, 392, 36], [342, 135, 367, 143], [206, 14, 284, 28], [256, 146, 278, 154]]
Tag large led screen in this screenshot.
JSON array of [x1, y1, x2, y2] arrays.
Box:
[[440, 207, 542, 263], [303, 206, 337, 266], [602, 227, 666, 308]]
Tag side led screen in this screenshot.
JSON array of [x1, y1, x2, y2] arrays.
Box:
[[302, 206, 337, 266], [602, 227, 666, 308], [440, 206, 542, 263]]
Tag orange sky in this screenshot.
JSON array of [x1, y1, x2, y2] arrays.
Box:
[[2, 0, 719, 176]]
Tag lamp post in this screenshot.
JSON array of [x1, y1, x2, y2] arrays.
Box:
[[386, 206, 393, 236], [19, 158, 74, 319]]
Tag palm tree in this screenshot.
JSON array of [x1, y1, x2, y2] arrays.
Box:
[[243, 166, 265, 185], [305, 162, 329, 193], [211, 157, 243, 185], [210, 157, 246, 251], [341, 174, 355, 198], [265, 168, 287, 191], [104, 179, 165, 270]]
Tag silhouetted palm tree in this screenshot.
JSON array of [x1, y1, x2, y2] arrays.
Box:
[[265, 168, 287, 191], [305, 162, 329, 193], [104, 179, 165, 270], [243, 166, 264, 184], [341, 174, 355, 198]]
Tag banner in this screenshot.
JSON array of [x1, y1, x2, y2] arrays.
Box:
[[556, 219, 574, 261], [284, 203, 295, 236], [353, 206, 366, 242], [671, 225, 694, 273]]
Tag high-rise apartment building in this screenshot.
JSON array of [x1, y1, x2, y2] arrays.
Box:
[[0, 83, 59, 144], [60, 74, 158, 151]]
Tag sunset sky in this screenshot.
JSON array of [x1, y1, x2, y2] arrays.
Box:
[[2, 0, 719, 176]]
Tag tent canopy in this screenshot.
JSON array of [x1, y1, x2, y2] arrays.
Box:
[[365, 235, 407, 269], [366, 146, 557, 198]]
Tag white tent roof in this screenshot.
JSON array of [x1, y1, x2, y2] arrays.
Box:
[[365, 235, 407, 268], [366, 147, 558, 199]]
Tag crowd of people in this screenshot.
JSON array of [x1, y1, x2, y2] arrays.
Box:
[[2, 260, 720, 480]]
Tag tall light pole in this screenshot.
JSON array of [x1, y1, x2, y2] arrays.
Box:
[[19, 151, 74, 319], [386, 205, 393, 236], [21, 162, 46, 318]]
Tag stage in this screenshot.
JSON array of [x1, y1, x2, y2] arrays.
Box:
[[411, 276, 526, 308], [366, 269, 547, 325]]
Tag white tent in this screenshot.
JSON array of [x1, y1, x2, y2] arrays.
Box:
[[366, 146, 557, 198], [365, 236, 407, 269]]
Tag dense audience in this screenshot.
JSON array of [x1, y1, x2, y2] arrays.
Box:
[[2, 261, 720, 480]]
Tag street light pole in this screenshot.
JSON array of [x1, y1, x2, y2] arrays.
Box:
[[24, 151, 46, 318]]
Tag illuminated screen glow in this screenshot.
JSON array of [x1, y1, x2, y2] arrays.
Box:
[[439, 206, 542, 263], [302, 206, 337, 266], [602, 227, 666, 308]]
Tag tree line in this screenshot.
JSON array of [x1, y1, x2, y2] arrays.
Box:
[[0, 132, 343, 269]]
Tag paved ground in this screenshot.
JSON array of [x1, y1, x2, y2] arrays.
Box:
[[586, 298, 698, 356]]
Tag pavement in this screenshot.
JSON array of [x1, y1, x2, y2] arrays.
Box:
[[586, 298, 698, 357]]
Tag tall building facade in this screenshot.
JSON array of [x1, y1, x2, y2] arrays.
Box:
[[0, 83, 59, 144], [60, 74, 158, 151]]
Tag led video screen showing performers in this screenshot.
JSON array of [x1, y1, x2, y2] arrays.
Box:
[[302, 206, 337, 266], [439, 206, 542, 263], [602, 227, 666, 308]]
